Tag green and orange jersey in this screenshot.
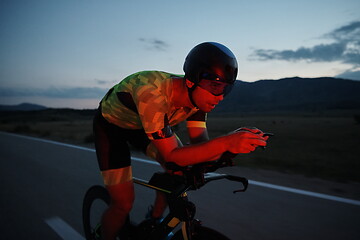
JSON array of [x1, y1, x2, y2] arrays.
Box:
[[100, 71, 206, 140]]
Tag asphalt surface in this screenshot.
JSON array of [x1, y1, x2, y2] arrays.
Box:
[[0, 132, 359, 240]]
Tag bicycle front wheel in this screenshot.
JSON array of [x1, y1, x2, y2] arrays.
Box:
[[82, 185, 110, 240], [172, 225, 231, 240]]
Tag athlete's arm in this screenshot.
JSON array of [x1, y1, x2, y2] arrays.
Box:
[[151, 129, 267, 167]]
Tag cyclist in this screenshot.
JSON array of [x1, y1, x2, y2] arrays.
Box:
[[93, 42, 269, 240]]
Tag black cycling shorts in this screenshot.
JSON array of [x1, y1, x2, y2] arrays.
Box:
[[93, 108, 150, 171]]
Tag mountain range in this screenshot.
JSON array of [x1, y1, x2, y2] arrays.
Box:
[[0, 102, 47, 111], [213, 77, 360, 113], [1, 77, 359, 113]]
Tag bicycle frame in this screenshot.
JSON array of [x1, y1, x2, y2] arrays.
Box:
[[131, 157, 249, 240]]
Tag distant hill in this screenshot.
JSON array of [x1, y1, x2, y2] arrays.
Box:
[[0, 103, 47, 111], [213, 77, 360, 113]]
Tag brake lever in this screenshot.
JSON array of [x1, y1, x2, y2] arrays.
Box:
[[224, 175, 249, 193]]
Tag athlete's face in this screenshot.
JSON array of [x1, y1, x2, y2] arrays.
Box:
[[191, 85, 224, 113]]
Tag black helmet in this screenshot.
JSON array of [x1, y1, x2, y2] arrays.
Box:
[[183, 42, 238, 87]]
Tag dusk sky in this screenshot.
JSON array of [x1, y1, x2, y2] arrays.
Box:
[[1, 0, 359, 109]]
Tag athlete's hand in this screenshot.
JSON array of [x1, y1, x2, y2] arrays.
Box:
[[225, 127, 268, 154], [232, 127, 270, 141]]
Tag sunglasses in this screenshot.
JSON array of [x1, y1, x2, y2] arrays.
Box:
[[197, 78, 233, 96]]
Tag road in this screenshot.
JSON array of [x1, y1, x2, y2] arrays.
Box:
[[0, 132, 359, 240]]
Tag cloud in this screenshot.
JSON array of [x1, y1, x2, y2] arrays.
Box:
[[250, 21, 360, 67], [252, 43, 347, 62], [94, 78, 116, 86], [0, 87, 108, 99], [95, 79, 108, 85], [138, 38, 169, 51], [326, 21, 360, 41]]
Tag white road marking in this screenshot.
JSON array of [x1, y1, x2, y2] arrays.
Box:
[[249, 180, 360, 206], [45, 217, 85, 240], [2, 132, 360, 206]]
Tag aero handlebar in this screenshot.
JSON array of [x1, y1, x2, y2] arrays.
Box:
[[163, 151, 248, 194]]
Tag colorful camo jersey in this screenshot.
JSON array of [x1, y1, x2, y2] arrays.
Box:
[[100, 71, 206, 140]]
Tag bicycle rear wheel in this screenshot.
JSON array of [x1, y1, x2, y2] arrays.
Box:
[[82, 185, 110, 240], [172, 225, 231, 240]]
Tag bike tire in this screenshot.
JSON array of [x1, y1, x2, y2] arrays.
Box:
[[82, 185, 110, 240], [172, 225, 231, 240]]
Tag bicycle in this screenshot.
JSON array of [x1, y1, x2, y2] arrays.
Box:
[[82, 152, 249, 240]]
